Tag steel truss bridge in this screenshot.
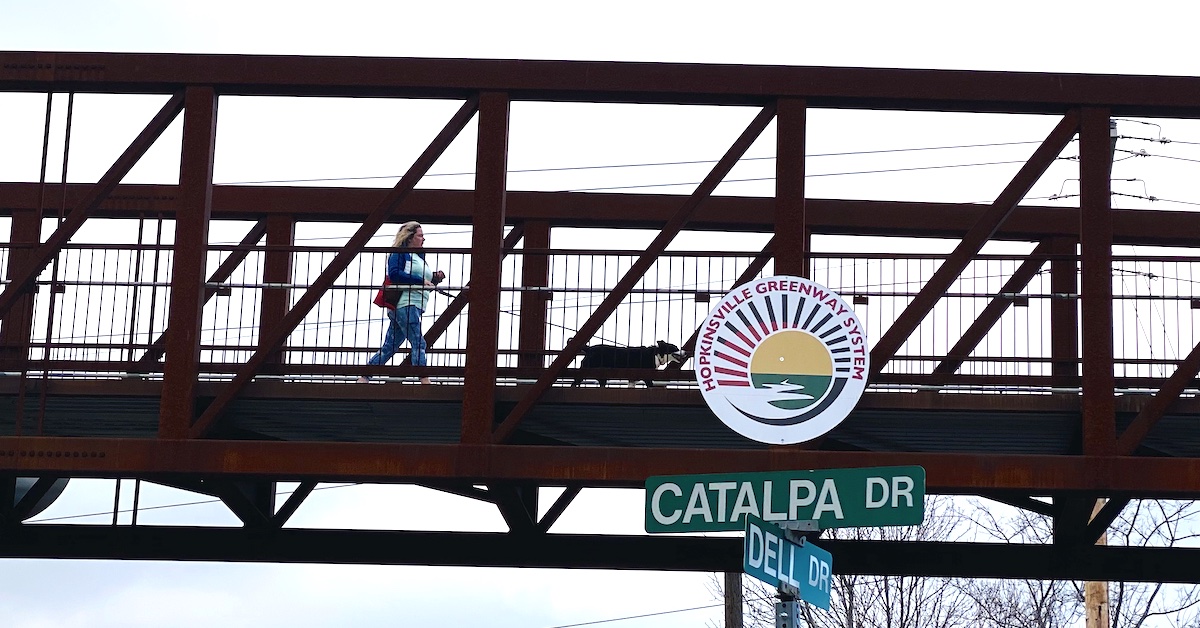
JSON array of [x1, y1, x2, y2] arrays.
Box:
[[2, 51, 1200, 582]]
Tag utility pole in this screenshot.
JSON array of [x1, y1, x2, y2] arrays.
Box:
[[1085, 499, 1111, 628], [725, 571, 743, 628]]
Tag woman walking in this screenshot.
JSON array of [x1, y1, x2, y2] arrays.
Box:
[[360, 221, 443, 384]]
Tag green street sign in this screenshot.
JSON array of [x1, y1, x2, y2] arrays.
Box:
[[645, 465, 925, 533], [744, 514, 832, 610]]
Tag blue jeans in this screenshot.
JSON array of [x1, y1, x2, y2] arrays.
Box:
[[366, 305, 426, 367]]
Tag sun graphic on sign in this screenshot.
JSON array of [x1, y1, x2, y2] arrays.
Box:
[[748, 331, 833, 410]]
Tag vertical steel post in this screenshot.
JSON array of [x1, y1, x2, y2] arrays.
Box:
[[0, 210, 42, 367], [259, 214, 295, 366], [517, 220, 550, 370], [1, 210, 41, 436], [461, 92, 510, 444], [160, 87, 217, 439], [775, 98, 808, 278], [1079, 107, 1116, 455], [1050, 236, 1079, 388]]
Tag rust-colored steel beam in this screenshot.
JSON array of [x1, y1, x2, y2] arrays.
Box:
[[1049, 236, 1079, 387], [259, 215, 295, 366], [6, 52, 1200, 117], [1079, 107, 1116, 456], [461, 92, 510, 444], [0, 210, 42, 363], [0, 91, 185, 321], [7, 183, 1200, 245], [135, 219, 268, 367], [517, 221, 551, 370], [187, 96, 480, 439], [775, 97, 807, 277], [160, 86, 217, 439], [930, 240, 1053, 380], [492, 103, 779, 444], [4, 437, 1200, 496], [870, 111, 1080, 376]]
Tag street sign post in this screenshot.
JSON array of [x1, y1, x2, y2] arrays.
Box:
[[645, 465, 925, 533], [743, 514, 833, 610]]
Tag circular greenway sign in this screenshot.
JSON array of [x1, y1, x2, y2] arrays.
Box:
[[695, 276, 869, 444]]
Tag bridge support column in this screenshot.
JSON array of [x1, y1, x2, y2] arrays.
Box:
[[461, 91, 510, 444], [0, 209, 41, 371], [1050, 236, 1079, 388], [1079, 107, 1115, 455], [517, 220, 550, 371], [160, 86, 217, 439], [774, 98, 808, 278], [259, 214, 295, 367]]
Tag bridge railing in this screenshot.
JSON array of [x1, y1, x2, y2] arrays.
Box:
[[6, 240, 1200, 392]]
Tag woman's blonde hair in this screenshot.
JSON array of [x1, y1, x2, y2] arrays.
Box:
[[392, 221, 422, 248]]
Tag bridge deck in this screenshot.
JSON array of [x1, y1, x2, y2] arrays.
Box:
[[6, 379, 1197, 459]]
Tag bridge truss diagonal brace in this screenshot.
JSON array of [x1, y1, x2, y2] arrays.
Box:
[[212, 480, 277, 528], [492, 102, 780, 444], [0, 91, 186, 321], [159, 478, 316, 530], [409, 225, 525, 365], [160, 86, 219, 439], [536, 485, 582, 534], [492, 483, 538, 535], [136, 219, 268, 368], [930, 239, 1054, 381], [668, 236, 776, 371], [1118, 336, 1200, 456], [187, 96, 481, 439], [1084, 497, 1127, 546], [1118, 348, 1200, 455], [869, 110, 1081, 376]]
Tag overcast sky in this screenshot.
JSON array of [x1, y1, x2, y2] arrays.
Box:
[[3, 1, 1200, 627]]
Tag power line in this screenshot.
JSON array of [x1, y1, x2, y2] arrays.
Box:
[[1115, 147, 1200, 165], [561, 159, 1035, 193], [1118, 133, 1200, 147], [544, 603, 723, 628], [217, 139, 1048, 186], [28, 482, 361, 523], [1112, 192, 1200, 208]]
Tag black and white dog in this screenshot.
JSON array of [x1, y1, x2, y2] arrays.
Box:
[[574, 340, 690, 387]]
